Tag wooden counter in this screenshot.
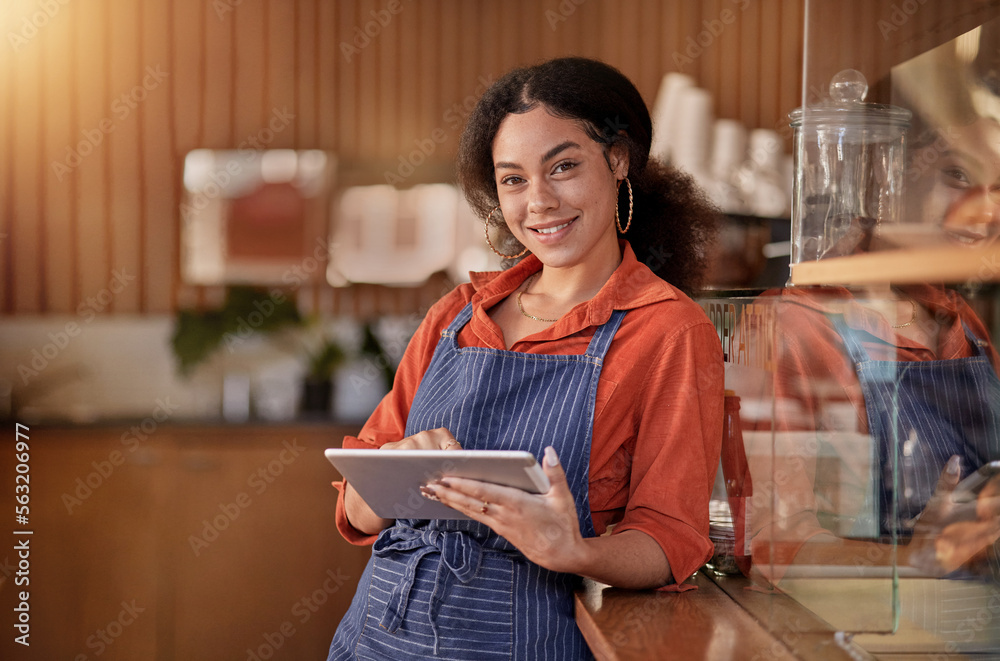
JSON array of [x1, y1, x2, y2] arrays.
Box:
[[0, 423, 372, 661], [575, 572, 877, 661]]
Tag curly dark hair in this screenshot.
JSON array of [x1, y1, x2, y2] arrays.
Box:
[[456, 57, 719, 294]]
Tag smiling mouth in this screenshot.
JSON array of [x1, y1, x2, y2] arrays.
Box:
[[944, 224, 999, 246], [530, 219, 574, 235], [949, 233, 985, 245]]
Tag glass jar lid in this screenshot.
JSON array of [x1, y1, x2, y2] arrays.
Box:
[[789, 69, 911, 130]]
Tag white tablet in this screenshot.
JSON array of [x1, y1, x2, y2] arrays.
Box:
[[325, 448, 550, 520]]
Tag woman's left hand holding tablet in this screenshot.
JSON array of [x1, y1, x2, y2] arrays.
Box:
[[423, 446, 590, 574]]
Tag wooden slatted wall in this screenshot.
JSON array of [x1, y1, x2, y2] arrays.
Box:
[[0, 0, 807, 317], [804, 0, 1000, 107]]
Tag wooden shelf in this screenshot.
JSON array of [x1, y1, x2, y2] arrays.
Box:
[[790, 244, 1000, 286]]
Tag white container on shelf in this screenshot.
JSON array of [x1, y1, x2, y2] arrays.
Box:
[[736, 129, 790, 219], [709, 119, 749, 214], [671, 86, 715, 191], [650, 72, 695, 165]]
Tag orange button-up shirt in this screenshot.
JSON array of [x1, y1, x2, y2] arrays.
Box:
[[333, 242, 724, 584]]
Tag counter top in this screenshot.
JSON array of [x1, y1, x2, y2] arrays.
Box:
[[574, 572, 875, 660]]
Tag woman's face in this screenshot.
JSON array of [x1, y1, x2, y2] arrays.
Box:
[[491, 106, 626, 271], [905, 117, 1000, 247]]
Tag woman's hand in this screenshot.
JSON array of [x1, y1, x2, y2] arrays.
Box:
[[344, 428, 462, 534], [908, 455, 1000, 575], [421, 446, 590, 574], [380, 428, 463, 452]]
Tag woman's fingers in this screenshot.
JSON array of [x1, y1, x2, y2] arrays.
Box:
[[423, 447, 572, 518], [422, 467, 585, 573], [382, 427, 462, 451], [977, 476, 1000, 519], [915, 456, 963, 530], [935, 519, 1000, 572], [423, 477, 507, 515], [410, 446, 586, 573], [910, 458, 1000, 576], [542, 447, 570, 496], [936, 455, 963, 495]]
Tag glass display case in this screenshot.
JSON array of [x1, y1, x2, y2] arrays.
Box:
[[700, 1, 1000, 656]]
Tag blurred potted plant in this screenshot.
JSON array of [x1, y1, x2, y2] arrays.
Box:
[[301, 333, 346, 415], [360, 321, 396, 392], [170, 286, 302, 375]]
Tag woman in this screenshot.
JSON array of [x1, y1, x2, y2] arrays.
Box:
[[327, 57, 723, 660]]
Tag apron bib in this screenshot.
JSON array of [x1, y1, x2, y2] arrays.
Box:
[[830, 316, 1000, 537], [329, 302, 626, 660]]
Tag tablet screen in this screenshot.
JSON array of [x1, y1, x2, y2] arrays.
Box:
[[325, 449, 550, 520]]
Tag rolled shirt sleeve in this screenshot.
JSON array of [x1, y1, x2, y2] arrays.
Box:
[[609, 319, 724, 585]]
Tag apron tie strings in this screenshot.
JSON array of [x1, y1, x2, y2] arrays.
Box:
[[373, 527, 483, 654]]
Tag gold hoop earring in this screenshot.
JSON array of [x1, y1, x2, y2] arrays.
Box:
[[484, 206, 528, 259], [615, 177, 633, 234]]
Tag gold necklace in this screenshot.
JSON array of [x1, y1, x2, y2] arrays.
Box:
[[892, 299, 917, 329], [516, 274, 559, 323]]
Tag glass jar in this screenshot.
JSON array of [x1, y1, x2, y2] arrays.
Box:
[[789, 69, 911, 265]]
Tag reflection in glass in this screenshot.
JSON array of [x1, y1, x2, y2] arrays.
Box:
[[894, 21, 1000, 250], [731, 4, 1000, 653]]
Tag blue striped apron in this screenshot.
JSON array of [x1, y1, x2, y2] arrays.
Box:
[[328, 301, 626, 660], [830, 316, 1000, 537]]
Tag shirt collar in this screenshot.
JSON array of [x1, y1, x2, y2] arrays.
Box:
[[773, 284, 963, 349], [467, 241, 678, 337]]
